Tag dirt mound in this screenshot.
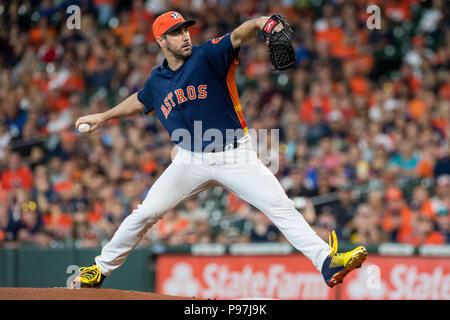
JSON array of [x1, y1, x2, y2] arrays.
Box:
[[0, 287, 201, 300]]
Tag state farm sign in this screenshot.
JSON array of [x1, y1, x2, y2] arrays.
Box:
[[341, 256, 450, 300], [156, 255, 335, 300], [156, 255, 450, 300]]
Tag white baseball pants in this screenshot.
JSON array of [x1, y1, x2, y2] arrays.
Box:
[[95, 136, 331, 276]]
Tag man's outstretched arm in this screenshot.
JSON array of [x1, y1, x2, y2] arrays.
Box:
[[230, 16, 280, 49], [75, 93, 145, 133]]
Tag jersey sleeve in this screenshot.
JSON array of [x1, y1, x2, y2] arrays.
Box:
[[202, 32, 240, 77], [137, 77, 155, 114]]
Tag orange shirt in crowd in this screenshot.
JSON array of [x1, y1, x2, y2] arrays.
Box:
[[86, 51, 115, 72], [404, 231, 445, 246], [1, 167, 33, 190], [141, 160, 157, 175], [331, 43, 357, 61], [156, 216, 190, 239], [315, 27, 343, 48], [245, 61, 269, 79], [432, 117, 447, 139], [385, 0, 416, 21], [113, 23, 138, 48], [300, 97, 332, 124], [29, 27, 57, 45], [394, 76, 421, 92], [61, 74, 86, 92], [382, 206, 413, 241], [227, 193, 247, 213], [416, 159, 434, 178], [130, 10, 153, 25], [408, 98, 426, 120], [349, 76, 369, 96], [53, 180, 73, 194], [88, 211, 102, 224], [439, 83, 450, 99], [46, 93, 69, 112], [421, 199, 447, 218], [0, 187, 8, 203], [43, 212, 73, 236], [351, 53, 374, 75]]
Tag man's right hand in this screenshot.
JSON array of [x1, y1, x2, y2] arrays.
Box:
[[75, 113, 107, 133]]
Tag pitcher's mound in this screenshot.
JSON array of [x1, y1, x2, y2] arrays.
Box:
[[0, 287, 201, 300]]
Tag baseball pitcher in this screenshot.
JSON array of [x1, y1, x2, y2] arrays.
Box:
[[72, 11, 367, 290]]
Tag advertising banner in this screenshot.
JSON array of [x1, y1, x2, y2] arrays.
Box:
[[340, 256, 450, 300], [156, 254, 450, 300], [156, 255, 336, 300]]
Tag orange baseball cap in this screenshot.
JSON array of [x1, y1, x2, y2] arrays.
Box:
[[385, 187, 403, 201], [152, 11, 195, 39]]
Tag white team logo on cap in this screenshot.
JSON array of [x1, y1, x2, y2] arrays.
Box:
[[171, 12, 181, 20]]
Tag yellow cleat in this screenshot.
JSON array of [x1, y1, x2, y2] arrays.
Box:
[[321, 231, 368, 288], [71, 265, 106, 288]]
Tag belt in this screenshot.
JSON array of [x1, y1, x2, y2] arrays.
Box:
[[210, 140, 239, 153], [209, 135, 249, 153]]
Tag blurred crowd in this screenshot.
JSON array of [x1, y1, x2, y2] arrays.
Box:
[[0, 0, 449, 249]]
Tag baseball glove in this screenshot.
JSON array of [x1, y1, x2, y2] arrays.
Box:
[[261, 14, 296, 71]]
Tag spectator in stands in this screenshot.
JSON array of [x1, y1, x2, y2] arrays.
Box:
[[94, 0, 117, 26], [282, 166, 316, 199], [97, 197, 125, 240], [293, 196, 317, 225], [388, 140, 420, 177], [191, 220, 213, 244], [0, 119, 12, 160], [1, 152, 33, 190], [367, 190, 384, 226], [348, 204, 388, 245], [313, 210, 338, 243], [403, 210, 446, 246], [155, 209, 190, 244], [435, 207, 449, 244], [179, 199, 210, 223], [0, 202, 21, 242], [16, 200, 43, 243], [214, 231, 229, 245], [421, 175, 450, 219], [382, 187, 413, 243], [249, 212, 279, 243], [71, 201, 99, 247], [42, 193, 73, 241], [410, 185, 430, 210], [3, 93, 27, 139], [305, 107, 332, 146], [433, 144, 450, 177], [329, 183, 358, 230]]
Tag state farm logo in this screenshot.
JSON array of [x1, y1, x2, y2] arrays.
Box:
[[161, 262, 331, 299], [345, 263, 450, 300], [163, 262, 201, 297]]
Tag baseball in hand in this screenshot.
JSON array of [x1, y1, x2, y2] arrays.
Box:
[[77, 123, 90, 133]]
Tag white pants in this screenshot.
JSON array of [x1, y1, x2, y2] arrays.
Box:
[[95, 136, 331, 276]]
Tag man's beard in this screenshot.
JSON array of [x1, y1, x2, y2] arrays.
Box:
[[166, 41, 192, 60]]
